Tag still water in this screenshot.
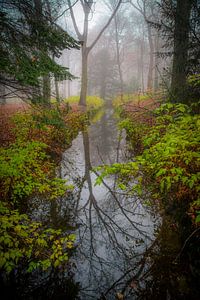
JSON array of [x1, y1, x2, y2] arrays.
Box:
[[61, 107, 159, 299]]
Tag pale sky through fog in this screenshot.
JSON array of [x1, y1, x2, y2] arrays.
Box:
[[70, 0, 110, 32]]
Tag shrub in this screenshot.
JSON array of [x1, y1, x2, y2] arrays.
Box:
[[0, 140, 71, 203], [64, 95, 104, 111], [96, 103, 200, 223], [11, 105, 87, 158], [0, 202, 75, 274]]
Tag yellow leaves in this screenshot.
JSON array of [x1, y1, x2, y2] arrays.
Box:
[[14, 225, 22, 233], [49, 235, 54, 241], [36, 238, 48, 247], [1, 203, 75, 274], [35, 251, 40, 257], [116, 292, 124, 300], [66, 241, 73, 249], [64, 95, 104, 111], [25, 237, 33, 244], [54, 259, 60, 268]]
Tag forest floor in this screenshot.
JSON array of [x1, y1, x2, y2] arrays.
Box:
[[0, 103, 29, 146]]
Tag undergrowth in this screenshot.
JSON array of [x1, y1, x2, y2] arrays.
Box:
[[96, 102, 200, 224]]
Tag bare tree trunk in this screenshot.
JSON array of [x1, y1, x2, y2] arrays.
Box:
[[43, 75, 51, 105], [147, 24, 154, 90], [171, 0, 192, 103], [154, 33, 159, 91], [35, 0, 51, 105], [66, 50, 71, 98], [68, 0, 122, 107], [79, 46, 89, 106], [129, 0, 157, 92], [141, 34, 145, 93], [55, 78, 59, 101], [114, 15, 123, 98], [68, 80, 71, 98], [0, 84, 6, 104]]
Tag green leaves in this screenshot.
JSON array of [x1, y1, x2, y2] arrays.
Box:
[[96, 103, 200, 223], [64, 95, 104, 111], [0, 140, 69, 202], [0, 203, 76, 274], [0, 0, 80, 99]]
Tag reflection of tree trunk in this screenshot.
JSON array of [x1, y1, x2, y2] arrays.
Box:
[[50, 200, 58, 228], [82, 130, 92, 175], [100, 77, 106, 99]]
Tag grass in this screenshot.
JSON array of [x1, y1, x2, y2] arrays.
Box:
[[64, 95, 104, 111]]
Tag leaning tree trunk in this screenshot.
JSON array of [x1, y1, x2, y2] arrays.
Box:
[[171, 0, 192, 103]]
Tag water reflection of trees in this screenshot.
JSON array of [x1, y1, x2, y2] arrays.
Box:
[[64, 118, 158, 299], [61, 109, 200, 299], [1, 267, 80, 300]]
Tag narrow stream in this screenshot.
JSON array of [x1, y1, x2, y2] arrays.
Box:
[[4, 106, 197, 300], [61, 106, 160, 299]]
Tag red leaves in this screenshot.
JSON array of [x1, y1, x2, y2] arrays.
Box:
[[0, 103, 29, 146]]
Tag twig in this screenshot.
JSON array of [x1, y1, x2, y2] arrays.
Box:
[[174, 227, 200, 262]]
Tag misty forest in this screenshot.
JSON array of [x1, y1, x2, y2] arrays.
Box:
[[0, 0, 200, 299]]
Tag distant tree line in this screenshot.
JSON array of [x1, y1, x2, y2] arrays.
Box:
[[85, 0, 200, 105]]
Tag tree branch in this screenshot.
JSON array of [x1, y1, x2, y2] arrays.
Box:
[[67, 0, 83, 40], [88, 0, 123, 52], [53, 0, 79, 22]]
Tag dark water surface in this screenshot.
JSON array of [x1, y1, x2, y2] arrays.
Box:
[[61, 107, 159, 299]]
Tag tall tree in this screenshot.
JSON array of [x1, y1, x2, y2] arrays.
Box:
[[171, 0, 193, 102], [114, 14, 124, 97], [0, 0, 79, 103], [104, 0, 128, 97], [129, 0, 157, 90], [67, 0, 122, 106], [153, 0, 199, 102]]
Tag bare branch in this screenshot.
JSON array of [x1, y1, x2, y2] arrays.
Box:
[[88, 0, 123, 52], [53, 0, 79, 22], [67, 0, 83, 40]]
